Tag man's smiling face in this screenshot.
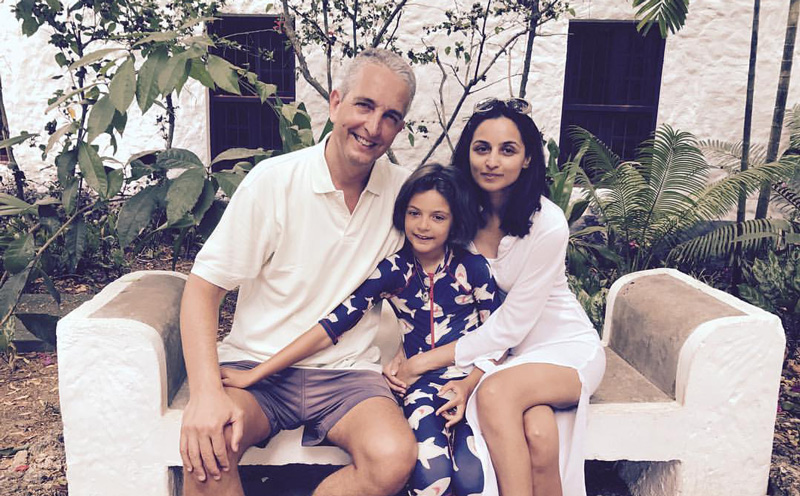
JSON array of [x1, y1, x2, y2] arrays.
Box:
[[327, 63, 410, 170]]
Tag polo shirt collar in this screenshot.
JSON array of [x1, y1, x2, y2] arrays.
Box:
[[312, 134, 388, 196]]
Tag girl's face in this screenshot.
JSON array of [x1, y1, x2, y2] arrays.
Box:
[[468, 117, 531, 197], [404, 189, 452, 262]]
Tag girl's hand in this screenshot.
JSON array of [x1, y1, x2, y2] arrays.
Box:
[[435, 379, 473, 428], [220, 367, 258, 389], [394, 357, 422, 391], [383, 350, 408, 395]]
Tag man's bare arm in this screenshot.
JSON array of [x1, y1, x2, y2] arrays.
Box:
[[179, 273, 243, 482]]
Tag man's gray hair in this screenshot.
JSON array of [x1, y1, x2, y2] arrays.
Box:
[[337, 48, 416, 114]]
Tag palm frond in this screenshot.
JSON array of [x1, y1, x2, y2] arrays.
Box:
[[690, 158, 797, 222], [668, 218, 796, 265], [633, 0, 690, 38], [699, 139, 768, 171], [786, 104, 800, 153], [637, 125, 708, 223], [567, 126, 621, 184]]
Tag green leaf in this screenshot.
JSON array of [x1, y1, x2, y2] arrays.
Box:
[[107, 168, 124, 198], [55, 149, 77, 187], [111, 110, 127, 135], [0, 132, 38, 151], [45, 83, 100, 113], [318, 118, 334, 142], [197, 200, 226, 240], [35, 267, 60, 306], [408, 132, 415, 147], [212, 171, 244, 198], [65, 217, 87, 271], [62, 180, 79, 214], [156, 148, 203, 170], [45, 122, 78, 156], [69, 47, 126, 70], [4, 234, 35, 274], [166, 169, 206, 226], [16, 314, 58, 346], [207, 54, 241, 95], [136, 47, 168, 114], [255, 81, 277, 103], [0, 193, 36, 216], [78, 142, 109, 198], [158, 52, 190, 95], [109, 57, 136, 112], [132, 30, 179, 47], [86, 95, 116, 143], [210, 147, 266, 166], [192, 179, 217, 221], [116, 185, 163, 248], [0, 268, 32, 323], [189, 58, 215, 89]]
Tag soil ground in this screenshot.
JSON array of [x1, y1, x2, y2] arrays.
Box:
[[0, 252, 798, 495]]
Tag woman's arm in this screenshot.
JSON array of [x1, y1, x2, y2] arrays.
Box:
[[455, 218, 570, 368], [221, 324, 331, 388]]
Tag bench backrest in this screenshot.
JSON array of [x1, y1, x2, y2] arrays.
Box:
[[608, 274, 744, 398]]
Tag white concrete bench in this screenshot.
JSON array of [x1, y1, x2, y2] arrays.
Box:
[[57, 268, 785, 495]]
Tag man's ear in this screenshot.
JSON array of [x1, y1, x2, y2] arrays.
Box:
[[329, 89, 342, 121]]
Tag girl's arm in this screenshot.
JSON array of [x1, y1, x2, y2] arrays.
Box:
[[396, 253, 503, 382], [220, 324, 330, 388]]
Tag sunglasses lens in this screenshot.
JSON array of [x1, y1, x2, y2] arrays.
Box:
[[507, 98, 531, 114], [474, 97, 499, 113]]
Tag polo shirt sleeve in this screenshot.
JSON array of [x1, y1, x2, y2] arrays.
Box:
[[191, 175, 281, 291], [319, 257, 401, 344]]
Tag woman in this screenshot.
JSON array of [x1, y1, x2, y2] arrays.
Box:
[[397, 98, 605, 496]]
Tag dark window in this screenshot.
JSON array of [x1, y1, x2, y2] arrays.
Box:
[[559, 21, 665, 163], [0, 147, 8, 163], [208, 15, 295, 168]]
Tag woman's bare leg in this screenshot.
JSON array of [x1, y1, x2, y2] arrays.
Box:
[[523, 405, 561, 495], [475, 363, 580, 496]]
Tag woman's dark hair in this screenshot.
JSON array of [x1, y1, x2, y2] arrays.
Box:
[[451, 103, 547, 238], [392, 162, 479, 247]]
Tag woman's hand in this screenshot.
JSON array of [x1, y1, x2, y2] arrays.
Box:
[[435, 379, 474, 428], [220, 367, 259, 389], [383, 349, 408, 395]]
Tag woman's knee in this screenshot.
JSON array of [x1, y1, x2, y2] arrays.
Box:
[[475, 375, 517, 429], [523, 408, 559, 472]]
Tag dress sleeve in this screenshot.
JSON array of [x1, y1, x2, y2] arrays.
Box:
[[319, 258, 400, 344], [455, 219, 569, 368]]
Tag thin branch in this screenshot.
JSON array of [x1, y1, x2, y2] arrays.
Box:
[[322, 0, 333, 95], [352, 0, 359, 54], [371, 0, 409, 47], [281, 0, 330, 101]]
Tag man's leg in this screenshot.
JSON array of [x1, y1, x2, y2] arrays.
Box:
[[183, 387, 272, 496], [314, 396, 417, 496]]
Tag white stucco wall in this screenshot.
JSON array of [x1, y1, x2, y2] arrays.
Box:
[[1, 0, 799, 189]]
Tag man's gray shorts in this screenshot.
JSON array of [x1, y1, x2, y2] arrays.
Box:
[[221, 361, 397, 447]]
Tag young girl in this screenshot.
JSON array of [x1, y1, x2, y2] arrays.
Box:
[[220, 163, 499, 496]]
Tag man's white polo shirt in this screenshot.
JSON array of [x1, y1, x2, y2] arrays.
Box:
[[191, 138, 408, 371]]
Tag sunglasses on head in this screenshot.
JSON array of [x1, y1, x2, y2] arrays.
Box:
[[473, 97, 532, 115]]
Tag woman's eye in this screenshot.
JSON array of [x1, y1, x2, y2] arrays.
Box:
[[407, 210, 419, 217], [433, 215, 446, 222]]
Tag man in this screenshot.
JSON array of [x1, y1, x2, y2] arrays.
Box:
[[179, 49, 418, 496]]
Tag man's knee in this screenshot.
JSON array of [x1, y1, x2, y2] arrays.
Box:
[[357, 429, 417, 492]]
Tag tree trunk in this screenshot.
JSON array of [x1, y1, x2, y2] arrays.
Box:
[[0, 73, 26, 199], [733, 0, 761, 291], [518, 0, 540, 99], [755, 0, 799, 218]]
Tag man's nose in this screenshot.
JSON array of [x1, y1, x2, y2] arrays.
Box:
[[364, 113, 381, 136]]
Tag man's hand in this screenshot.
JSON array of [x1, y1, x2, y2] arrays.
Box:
[[383, 348, 408, 395], [220, 367, 259, 389], [179, 388, 244, 483]]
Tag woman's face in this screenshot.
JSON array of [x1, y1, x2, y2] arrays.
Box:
[[468, 117, 531, 197]]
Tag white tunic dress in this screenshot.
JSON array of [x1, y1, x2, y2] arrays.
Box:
[[455, 197, 606, 496]]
